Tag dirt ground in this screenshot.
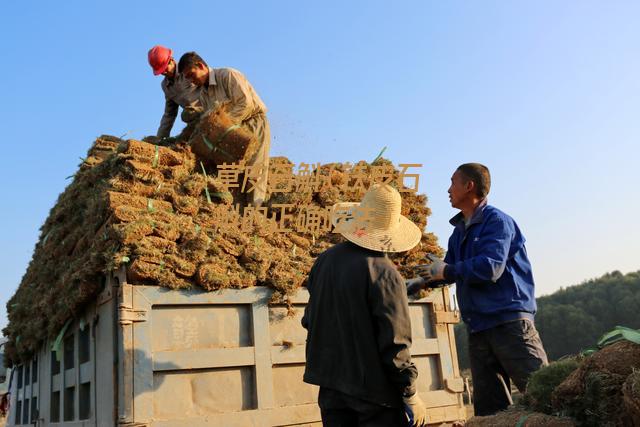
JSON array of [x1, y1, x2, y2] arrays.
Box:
[[465, 409, 575, 426]]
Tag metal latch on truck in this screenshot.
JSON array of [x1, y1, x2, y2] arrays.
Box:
[[118, 305, 147, 325], [432, 303, 461, 324]]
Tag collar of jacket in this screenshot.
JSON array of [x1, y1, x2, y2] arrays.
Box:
[[207, 67, 217, 86], [163, 70, 183, 88], [449, 198, 488, 229], [162, 72, 175, 88]]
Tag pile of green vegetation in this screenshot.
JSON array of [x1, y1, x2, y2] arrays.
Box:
[[3, 136, 441, 366]]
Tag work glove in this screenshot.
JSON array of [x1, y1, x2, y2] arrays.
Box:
[[416, 254, 447, 283], [158, 136, 176, 146], [181, 105, 204, 123], [403, 393, 427, 427]]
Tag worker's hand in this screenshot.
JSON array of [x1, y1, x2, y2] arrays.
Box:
[[181, 106, 204, 123], [403, 393, 427, 427], [209, 100, 223, 111], [416, 254, 447, 282], [158, 136, 176, 146]]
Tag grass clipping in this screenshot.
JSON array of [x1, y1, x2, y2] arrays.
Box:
[[4, 136, 441, 364]]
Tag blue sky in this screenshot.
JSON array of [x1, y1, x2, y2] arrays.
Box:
[[1, 1, 639, 330]]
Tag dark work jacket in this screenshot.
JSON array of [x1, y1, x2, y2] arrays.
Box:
[[444, 203, 537, 333], [302, 242, 418, 407]]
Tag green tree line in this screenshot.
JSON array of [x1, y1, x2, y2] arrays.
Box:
[[454, 270, 640, 369]]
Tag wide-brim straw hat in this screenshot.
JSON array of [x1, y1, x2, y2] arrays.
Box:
[[331, 183, 422, 253]]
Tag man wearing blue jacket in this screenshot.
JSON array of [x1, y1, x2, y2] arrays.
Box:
[[420, 163, 548, 416]]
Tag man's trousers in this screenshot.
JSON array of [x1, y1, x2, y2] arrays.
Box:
[[318, 387, 407, 427], [468, 319, 548, 416]]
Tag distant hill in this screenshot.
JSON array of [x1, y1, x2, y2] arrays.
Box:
[[454, 270, 640, 369]]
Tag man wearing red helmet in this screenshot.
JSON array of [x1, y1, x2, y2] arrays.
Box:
[[148, 45, 201, 139], [178, 51, 271, 206]]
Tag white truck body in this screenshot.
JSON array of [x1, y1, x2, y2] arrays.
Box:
[[6, 269, 465, 426]]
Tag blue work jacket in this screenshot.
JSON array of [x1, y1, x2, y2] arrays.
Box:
[[444, 203, 537, 333]]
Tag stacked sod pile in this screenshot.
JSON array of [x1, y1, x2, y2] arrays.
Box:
[[4, 136, 441, 365], [466, 339, 640, 426], [548, 341, 640, 426]]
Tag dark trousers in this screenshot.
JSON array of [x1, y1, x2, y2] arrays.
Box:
[[468, 319, 548, 416], [318, 387, 407, 427]]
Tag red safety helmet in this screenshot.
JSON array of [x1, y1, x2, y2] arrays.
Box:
[[148, 45, 173, 75]]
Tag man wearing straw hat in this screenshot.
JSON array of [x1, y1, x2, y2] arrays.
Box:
[[177, 52, 270, 206], [302, 184, 428, 427], [419, 163, 548, 416]]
